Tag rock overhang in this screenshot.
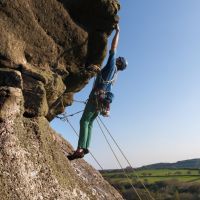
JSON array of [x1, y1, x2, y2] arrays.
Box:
[[0, 0, 120, 121]]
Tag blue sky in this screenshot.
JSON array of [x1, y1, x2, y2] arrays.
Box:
[[51, 0, 200, 169]]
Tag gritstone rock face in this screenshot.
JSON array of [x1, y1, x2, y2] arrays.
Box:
[[0, 0, 123, 199]]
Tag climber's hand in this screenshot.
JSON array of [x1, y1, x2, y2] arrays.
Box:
[[115, 24, 120, 32]]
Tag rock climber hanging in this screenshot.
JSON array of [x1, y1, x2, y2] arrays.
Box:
[[67, 24, 128, 160]]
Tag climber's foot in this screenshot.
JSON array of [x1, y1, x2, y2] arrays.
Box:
[[67, 149, 84, 160]]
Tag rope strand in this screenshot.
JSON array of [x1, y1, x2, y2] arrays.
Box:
[[73, 99, 87, 104], [98, 116, 155, 200], [96, 118, 143, 200]]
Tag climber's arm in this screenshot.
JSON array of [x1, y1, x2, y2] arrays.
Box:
[[103, 24, 119, 68], [110, 24, 120, 52]]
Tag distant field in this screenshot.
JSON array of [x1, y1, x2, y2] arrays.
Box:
[[101, 169, 200, 199], [101, 168, 200, 184]]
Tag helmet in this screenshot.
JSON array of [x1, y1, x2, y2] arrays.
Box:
[[117, 57, 128, 70]]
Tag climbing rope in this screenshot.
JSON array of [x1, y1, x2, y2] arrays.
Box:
[[98, 117, 155, 200], [96, 118, 143, 200], [62, 110, 84, 118], [73, 99, 87, 104]]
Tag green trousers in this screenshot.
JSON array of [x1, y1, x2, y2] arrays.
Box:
[[78, 100, 98, 149]]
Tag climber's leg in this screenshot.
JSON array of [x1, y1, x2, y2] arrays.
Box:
[[78, 101, 97, 149], [86, 111, 98, 149], [68, 101, 97, 160]]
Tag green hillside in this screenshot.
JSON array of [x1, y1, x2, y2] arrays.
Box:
[[138, 158, 200, 170]]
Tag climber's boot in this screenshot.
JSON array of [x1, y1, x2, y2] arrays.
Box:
[[67, 149, 84, 160]]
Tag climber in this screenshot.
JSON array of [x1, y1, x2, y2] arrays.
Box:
[[68, 24, 128, 160]]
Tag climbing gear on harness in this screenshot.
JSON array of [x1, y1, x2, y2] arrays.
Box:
[[93, 89, 114, 117], [105, 91, 114, 103], [117, 56, 128, 71]]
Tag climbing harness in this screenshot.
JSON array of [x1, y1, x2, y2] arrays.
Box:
[[99, 68, 118, 85], [56, 99, 155, 200]]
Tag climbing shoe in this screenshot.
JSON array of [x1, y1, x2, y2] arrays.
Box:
[[67, 150, 84, 160]]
